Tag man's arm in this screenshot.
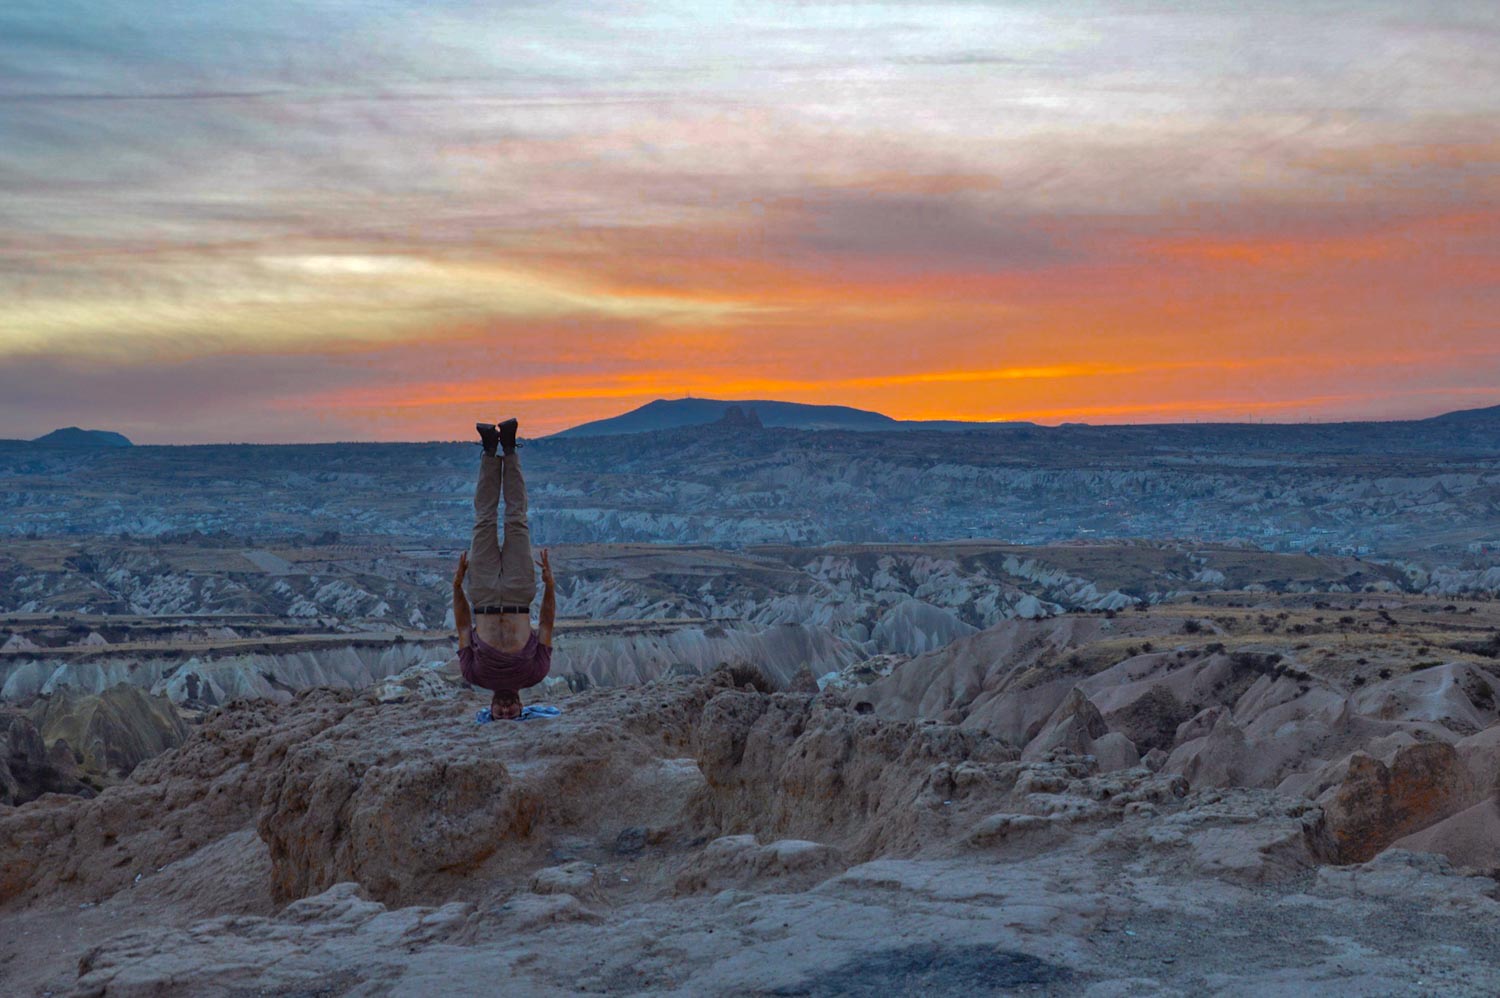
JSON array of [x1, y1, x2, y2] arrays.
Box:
[[536, 548, 556, 647], [453, 552, 472, 649]]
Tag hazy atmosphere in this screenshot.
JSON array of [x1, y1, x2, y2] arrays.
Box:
[[3, 0, 1497, 441]]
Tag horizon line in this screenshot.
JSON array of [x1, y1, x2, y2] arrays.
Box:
[[9, 395, 1496, 447]]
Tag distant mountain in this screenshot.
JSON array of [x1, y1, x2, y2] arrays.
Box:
[[554, 397, 1500, 442], [29, 427, 133, 448], [1424, 404, 1500, 424], [551, 398, 901, 438], [551, 397, 1036, 438]]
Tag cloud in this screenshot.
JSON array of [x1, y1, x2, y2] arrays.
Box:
[[0, 247, 769, 364], [763, 191, 1080, 273], [0, 0, 1496, 439], [0, 352, 379, 444]]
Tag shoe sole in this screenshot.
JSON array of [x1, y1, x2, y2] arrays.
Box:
[[497, 418, 519, 451]]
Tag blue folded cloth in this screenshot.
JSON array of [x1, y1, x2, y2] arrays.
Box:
[[520, 705, 561, 720], [475, 704, 560, 724]]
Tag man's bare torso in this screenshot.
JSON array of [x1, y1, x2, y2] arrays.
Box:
[[475, 613, 533, 652]]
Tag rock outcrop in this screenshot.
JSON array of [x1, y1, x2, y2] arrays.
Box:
[[862, 614, 1176, 740], [1320, 743, 1474, 863], [27, 684, 188, 780], [0, 711, 91, 805], [0, 692, 339, 905], [692, 688, 1018, 858], [259, 674, 736, 904], [1020, 687, 1140, 771]]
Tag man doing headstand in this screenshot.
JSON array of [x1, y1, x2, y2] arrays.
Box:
[[452, 418, 555, 719]]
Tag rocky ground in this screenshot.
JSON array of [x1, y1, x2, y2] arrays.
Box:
[[2, 602, 1498, 995]]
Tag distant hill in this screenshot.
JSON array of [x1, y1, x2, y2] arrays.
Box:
[[551, 398, 902, 438], [1424, 404, 1500, 424], [553, 397, 1500, 442], [29, 427, 133, 448]]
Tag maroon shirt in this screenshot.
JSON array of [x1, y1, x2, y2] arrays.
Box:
[[459, 629, 552, 696]]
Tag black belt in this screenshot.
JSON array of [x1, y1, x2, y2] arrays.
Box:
[[474, 604, 531, 615]]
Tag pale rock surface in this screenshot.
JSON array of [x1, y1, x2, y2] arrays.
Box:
[[868, 598, 977, 655], [1454, 724, 1500, 796], [1390, 797, 1500, 871], [1021, 687, 1140, 771], [1351, 661, 1500, 735], [1315, 848, 1500, 911], [370, 658, 465, 703], [1117, 788, 1334, 884], [673, 834, 843, 894], [864, 614, 1180, 742], [1, 640, 446, 703], [529, 860, 606, 901], [554, 621, 858, 690], [861, 614, 1500, 877], [4, 668, 1500, 995]]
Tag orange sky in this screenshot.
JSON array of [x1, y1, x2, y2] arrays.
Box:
[[1, 2, 1496, 442]]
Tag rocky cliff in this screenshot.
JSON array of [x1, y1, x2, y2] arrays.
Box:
[[1, 661, 1496, 995], [1, 686, 186, 805]]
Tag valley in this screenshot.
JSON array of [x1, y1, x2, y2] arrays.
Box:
[[5, 404, 1500, 560]]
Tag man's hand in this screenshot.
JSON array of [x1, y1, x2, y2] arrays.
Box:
[[536, 549, 556, 647], [453, 551, 472, 648]]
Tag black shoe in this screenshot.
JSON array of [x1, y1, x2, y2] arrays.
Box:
[[497, 417, 519, 455], [476, 422, 500, 456]]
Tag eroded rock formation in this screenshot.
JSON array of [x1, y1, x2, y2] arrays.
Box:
[[28, 685, 188, 779], [1, 649, 1498, 995], [0, 711, 90, 805]]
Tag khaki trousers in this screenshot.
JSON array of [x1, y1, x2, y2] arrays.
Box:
[[467, 452, 536, 607]]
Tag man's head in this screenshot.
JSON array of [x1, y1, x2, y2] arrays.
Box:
[[491, 689, 522, 720]]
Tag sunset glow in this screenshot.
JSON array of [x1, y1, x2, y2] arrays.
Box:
[[2, 2, 1496, 442]]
